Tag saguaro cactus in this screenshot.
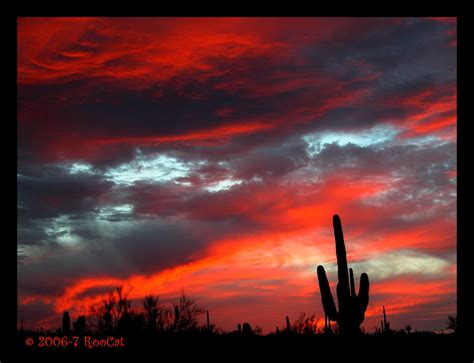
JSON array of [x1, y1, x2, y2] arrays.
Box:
[[242, 322, 252, 335], [381, 305, 391, 333], [317, 215, 369, 335]]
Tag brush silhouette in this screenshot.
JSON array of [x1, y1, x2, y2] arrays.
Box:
[[317, 214, 369, 335]]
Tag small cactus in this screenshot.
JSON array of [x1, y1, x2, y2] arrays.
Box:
[[286, 315, 291, 332], [242, 322, 252, 335], [381, 305, 391, 333]]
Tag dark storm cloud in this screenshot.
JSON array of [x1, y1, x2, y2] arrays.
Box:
[[310, 140, 455, 178], [109, 219, 219, 274], [310, 139, 455, 211], [17, 220, 49, 246], [298, 18, 456, 133], [230, 138, 309, 180], [17, 214, 263, 303], [17, 163, 118, 248], [17, 167, 113, 220], [18, 64, 371, 167], [307, 18, 455, 85]]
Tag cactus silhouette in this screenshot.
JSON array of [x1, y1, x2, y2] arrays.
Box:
[[381, 305, 391, 334], [317, 215, 369, 335], [242, 322, 252, 335]]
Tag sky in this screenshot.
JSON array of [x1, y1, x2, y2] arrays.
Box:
[[17, 17, 457, 333]]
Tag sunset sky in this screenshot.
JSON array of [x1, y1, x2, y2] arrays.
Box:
[[17, 17, 456, 333]]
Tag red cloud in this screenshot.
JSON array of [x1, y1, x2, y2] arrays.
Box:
[[92, 121, 274, 147], [19, 17, 391, 85]]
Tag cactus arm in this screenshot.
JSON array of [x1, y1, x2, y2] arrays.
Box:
[[317, 265, 338, 320], [358, 273, 369, 312]]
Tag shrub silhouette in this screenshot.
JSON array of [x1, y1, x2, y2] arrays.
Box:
[[317, 215, 369, 336], [403, 324, 412, 335], [171, 290, 205, 332], [143, 294, 170, 333], [89, 285, 135, 334], [446, 315, 457, 332], [62, 311, 70, 335], [292, 313, 319, 335]]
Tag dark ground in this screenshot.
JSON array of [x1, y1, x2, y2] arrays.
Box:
[[12, 332, 468, 362]]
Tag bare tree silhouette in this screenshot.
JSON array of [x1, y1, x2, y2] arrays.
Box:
[[143, 294, 170, 333], [171, 289, 205, 332], [446, 315, 457, 332], [89, 285, 134, 334], [403, 324, 412, 335]]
